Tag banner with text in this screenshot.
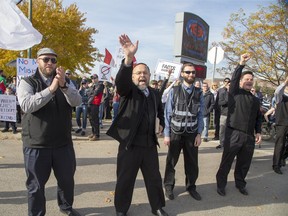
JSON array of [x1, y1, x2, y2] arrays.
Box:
[[0, 95, 17, 122], [155, 59, 182, 79], [16, 58, 38, 89]]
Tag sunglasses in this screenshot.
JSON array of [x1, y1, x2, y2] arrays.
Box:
[[39, 57, 57, 64], [183, 70, 196, 75]]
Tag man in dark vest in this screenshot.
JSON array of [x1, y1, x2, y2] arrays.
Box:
[[106, 34, 168, 216], [163, 63, 204, 201], [216, 53, 262, 196], [17, 48, 82, 216], [272, 76, 288, 174]]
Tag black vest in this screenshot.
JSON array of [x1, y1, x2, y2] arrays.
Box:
[[21, 70, 73, 148], [275, 94, 288, 126], [133, 93, 156, 147], [171, 85, 201, 135]]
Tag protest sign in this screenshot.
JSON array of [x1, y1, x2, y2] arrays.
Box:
[[155, 59, 182, 79], [0, 95, 17, 122]]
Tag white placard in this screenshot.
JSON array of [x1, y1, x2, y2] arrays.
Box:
[[155, 59, 182, 79], [98, 64, 112, 82], [0, 95, 17, 122], [17, 58, 38, 76]]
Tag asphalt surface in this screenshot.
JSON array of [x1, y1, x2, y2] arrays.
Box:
[[0, 120, 287, 216]]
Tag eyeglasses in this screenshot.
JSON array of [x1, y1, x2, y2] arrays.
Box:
[[183, 70, 196, 75], [39, 57, 57, 64], [133, 71, 149, 76]]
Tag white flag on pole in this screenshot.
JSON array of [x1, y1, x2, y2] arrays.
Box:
[[0, 0, 42, 51]]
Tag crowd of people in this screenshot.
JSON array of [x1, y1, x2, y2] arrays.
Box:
[[0, 38, 287, 216]]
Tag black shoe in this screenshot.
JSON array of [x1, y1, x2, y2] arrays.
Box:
[[165, 188, 174, 200], [216, 144, 222, 149], [152, 208, 169, 216], [203, 138, 208, 142], [187, 189, 201, 201], [237, 187, 248, 195], [217, 188, 226, 196], [1, 128, 9, 132], [60, 208, 81, 216], [75, 128, 82, 134], [273, 167, 283, 174], [213, 137, 219, 140], [81, 131, 86, 136], [116, 212, 127, 216], [12, 130, 17, 134]]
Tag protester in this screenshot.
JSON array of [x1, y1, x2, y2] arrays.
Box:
[[216, 53, 262, 196], [163, 63, 204, 201], [201, 82, 215, 142], [1, 87, 17, 134], [17, 48, 82, 216], [215, 78, 230, 149], [75, 80, 89, 136], [272, 76, 288, 174], [112, 87, 120, 122], [87, 74, 104, 141], [0, 69, 7, 94], [107, 34, 169, 216]]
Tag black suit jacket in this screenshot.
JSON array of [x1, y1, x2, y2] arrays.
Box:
[[106, 63, 164, 149]]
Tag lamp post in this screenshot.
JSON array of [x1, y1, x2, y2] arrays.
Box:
[[15, 0, 32, 58], [27, 0, 32, 58]]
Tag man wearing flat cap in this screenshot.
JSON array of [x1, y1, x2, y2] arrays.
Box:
[[17, 48, 82, 216]]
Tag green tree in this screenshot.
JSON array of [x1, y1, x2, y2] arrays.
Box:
[[0, 0, 101, 78], [220, 3, 288, 86]]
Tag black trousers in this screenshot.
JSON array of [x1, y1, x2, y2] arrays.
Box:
[[115, 144, 165, 213], [216, 127, 255, 190], [23, 145, 76, 216], [88, 104, 100, 137], [273, 125, 288, 168], [214, 109, 221, 138], [164, 132, 198, 191]]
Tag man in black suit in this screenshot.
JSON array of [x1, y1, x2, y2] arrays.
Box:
[[107, 34, 168, 216]]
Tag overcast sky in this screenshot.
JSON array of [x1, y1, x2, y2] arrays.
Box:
[[62, 0, 275, 78]]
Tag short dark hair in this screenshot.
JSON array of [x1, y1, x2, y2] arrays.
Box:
[[223, 77, 230, 83], [241, 71, 254, 79], [181, 63, 195, 72]]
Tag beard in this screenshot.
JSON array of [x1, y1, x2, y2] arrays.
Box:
[[39, 66, 56, 78], [183, 76, 195, 85], [133, 80, 148, 90]]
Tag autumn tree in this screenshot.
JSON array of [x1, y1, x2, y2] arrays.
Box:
[[220, 3, 288, 86], [0, 0, 100, 78]]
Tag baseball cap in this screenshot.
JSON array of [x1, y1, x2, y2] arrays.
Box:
[[37, 48, 57, 57]]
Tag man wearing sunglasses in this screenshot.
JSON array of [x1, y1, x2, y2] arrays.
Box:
[[163, 63, 204, 201], [17, 48, 82, 216]]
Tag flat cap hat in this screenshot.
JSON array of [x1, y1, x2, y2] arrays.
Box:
[[37, 48, 57, 57]]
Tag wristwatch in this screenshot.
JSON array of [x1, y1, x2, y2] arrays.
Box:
[[60, 82, 69, 89]]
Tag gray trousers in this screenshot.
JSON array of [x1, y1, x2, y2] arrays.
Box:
[[219, 115, 227, 146]]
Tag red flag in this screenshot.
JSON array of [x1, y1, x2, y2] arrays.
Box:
[[104, 48, 115, 67], [132, 56, 137, 66]]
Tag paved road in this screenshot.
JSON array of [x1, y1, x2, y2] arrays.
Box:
[[0, 120, 287, 216]]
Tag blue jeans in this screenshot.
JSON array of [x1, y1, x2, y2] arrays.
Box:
[[99, 103, 104, 126], [76, 104, 88, 129], [202, 116, 210, 139], [112, 102, 119, 122]]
